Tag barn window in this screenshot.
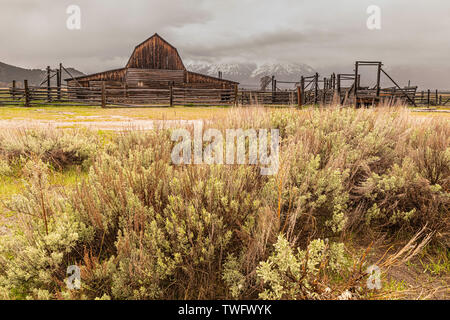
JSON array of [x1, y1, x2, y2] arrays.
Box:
[[138, 81, 144, 87]]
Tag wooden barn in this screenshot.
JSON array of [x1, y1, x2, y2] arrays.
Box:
[[66, 34, 238, 91]]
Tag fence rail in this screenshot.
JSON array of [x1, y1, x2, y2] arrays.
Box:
[[414, 90, 450, 106], [0, 85, 239, 107], [2, 83, 450, 108], [238, 90, 298, 105], [0, 86, 102, 106]]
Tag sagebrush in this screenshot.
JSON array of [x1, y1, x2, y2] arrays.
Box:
[[0, 106, 448, 300]]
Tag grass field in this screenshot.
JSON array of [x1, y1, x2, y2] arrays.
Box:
[[0, 104, 447, 124], [0, 105, 236, 120], [0, 105, 448, 300]]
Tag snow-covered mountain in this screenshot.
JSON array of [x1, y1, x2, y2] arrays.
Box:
[[186, 62, 316, 88], [188, 63, 256, 80], [251, 63, 316, 81]]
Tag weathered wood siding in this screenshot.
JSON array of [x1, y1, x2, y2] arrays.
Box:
[[126, 34, 186, 70], [126, 68, 185, 87], [67, 80, 89, 88]]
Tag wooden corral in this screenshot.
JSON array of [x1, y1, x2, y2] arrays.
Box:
[[298, 61, 418, 107], [66, 33, 238, 94], [234, 61, 422, 107]]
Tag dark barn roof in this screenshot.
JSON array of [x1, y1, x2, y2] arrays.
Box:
[[67, 33, 238, 85], [69, 68, 127, 82]]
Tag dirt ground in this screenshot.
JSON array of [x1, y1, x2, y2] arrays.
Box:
[[0, 106, 446, 131], [0, 118, 199, 131]]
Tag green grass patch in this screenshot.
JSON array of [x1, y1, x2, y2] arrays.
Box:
[[418, 245, 450, 276], [0, 105, 296, 122], [0, 176, 25, 201]]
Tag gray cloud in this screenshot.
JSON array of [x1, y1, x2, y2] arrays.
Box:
[[1, 0, 449, 88], [180, 29, 342, 63]]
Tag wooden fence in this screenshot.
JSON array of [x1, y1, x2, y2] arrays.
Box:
[[415, 90, 450, 106], [0, 84, 237, 107], [0, 82, 296, 107], [238, 90, 298, 105], [0, 83, 101, 107], [2, 81, 449, 108]]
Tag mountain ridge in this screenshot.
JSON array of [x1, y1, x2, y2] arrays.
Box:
[[0, 61, 84, 87]]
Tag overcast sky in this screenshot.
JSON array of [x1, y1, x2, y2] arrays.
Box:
[[1, 0, 450, 88]]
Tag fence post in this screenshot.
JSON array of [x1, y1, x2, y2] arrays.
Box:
[[297, 86, 302, 107], [57, 63, 62, 101], [169, 82, 174, 107], [300, 76, 305, 105], [435, 90, 438, 106], [271, 76, 275, 104], [234, 85, 238, 106], [271, 79, 277, 105], [337, 74, 341, 97], [376, 62, 382, 98], [427, 89, 430, 106], [24, 80, 30, 107], [314, 73, 319, 104], [12, 80, 16, 100], [47, 66, 51, 102], [101, 82, 106, 108], [354, 62, 359, 98]]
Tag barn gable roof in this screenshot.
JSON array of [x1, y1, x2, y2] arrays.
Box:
[[125, 33, 186, 70]]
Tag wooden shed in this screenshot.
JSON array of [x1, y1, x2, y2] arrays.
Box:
[[66, 33, 238, 90]]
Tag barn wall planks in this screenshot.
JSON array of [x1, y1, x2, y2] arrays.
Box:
[[126, 68, 185, 86]]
